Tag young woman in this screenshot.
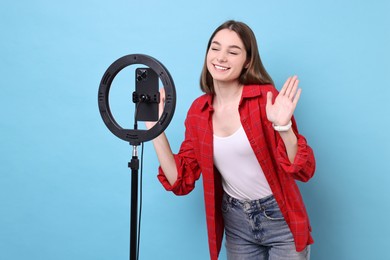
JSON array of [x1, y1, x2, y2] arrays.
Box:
[[147, 20, 315, 260]]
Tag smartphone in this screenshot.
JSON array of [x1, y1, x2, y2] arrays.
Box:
[[134, 68, 159, 121]]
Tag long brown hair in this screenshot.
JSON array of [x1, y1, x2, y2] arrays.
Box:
[[200, 20, 274, 94]]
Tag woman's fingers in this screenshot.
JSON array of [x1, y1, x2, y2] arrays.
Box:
[[281, 75, 300, 101], [293, 88, 302, 106], [289, 77, 299, 99], [280, 76, 291, 95]]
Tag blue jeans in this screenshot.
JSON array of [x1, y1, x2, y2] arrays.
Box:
[[222, 193, 310, 260]]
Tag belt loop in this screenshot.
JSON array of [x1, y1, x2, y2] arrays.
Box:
[[226, 193, 234, 205], [255, 199, 261, 210], [243, 201, 251, 211]]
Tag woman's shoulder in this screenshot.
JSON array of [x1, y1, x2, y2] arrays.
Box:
[[188, 93, 212, 112], [182, 94, 211, 127], [243, 84, 278, 98], [247, 83, 276, 91]]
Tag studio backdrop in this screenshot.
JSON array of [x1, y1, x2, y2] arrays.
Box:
[[0, 0, 389, 259]]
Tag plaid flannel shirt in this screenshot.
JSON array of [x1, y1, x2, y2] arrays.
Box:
[[158, 84, 316, 259]]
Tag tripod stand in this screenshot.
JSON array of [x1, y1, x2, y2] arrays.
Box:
[[98, 54, 176, 260]]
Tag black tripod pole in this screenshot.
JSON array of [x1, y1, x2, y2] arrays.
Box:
[[128, 144, 140, 260]]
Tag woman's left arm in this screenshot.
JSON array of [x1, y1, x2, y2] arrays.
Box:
[[266, 76, 315, 181], [266, 75, 301, 163]]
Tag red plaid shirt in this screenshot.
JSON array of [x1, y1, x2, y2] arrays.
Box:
[[158, 84, 315, 259]]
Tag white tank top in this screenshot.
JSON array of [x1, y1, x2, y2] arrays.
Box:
[[213, 125, 272, 200]]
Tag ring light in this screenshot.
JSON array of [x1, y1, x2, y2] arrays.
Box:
[[98, 54, 176, 144]]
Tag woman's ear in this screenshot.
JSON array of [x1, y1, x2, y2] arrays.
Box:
[[244, 60, 250, 69]]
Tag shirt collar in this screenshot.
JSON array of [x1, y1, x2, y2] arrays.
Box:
[[200, 85, 263, 111]]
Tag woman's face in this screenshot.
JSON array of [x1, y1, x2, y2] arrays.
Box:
[[206, 29, 248, 86]]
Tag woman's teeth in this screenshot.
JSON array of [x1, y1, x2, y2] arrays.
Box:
[[214, 65, 228, 70]]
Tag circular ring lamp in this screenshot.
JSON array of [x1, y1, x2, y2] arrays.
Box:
[[98, 54, 176, 144]]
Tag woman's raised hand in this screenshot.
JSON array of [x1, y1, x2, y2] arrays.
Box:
[[266, 75, 301, 126]]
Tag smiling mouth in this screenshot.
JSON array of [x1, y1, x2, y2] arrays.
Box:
[[214, 64, 230, 71]]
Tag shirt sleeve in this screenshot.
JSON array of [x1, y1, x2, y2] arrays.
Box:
[[157, 112, 202, 195], [275, 119, 316, 182]]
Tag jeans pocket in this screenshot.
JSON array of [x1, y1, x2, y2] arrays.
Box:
[[262, 201, 285, 221]]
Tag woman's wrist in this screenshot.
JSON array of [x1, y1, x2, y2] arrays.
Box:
[[272, 120, 292, 132], [277, 127, 298, 163]]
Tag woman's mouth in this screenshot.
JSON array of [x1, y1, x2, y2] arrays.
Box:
[[214, 64, 229, 71]]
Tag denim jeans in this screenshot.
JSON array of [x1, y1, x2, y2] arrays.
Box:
[[222, 193, 310, 260]]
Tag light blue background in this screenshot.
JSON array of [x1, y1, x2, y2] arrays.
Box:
[[1, 0, 389, 259]]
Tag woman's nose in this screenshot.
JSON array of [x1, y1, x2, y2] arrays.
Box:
[[217, 55, 227, 63]]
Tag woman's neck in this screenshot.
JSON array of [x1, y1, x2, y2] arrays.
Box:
[[213, 81, 243, 107]]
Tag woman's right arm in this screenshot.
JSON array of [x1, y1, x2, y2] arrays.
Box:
[[145, 88, 178, 186], [146, 89, 202, 195], [148, 132, 178, 186]]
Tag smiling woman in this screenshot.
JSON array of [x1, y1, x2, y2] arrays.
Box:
[[200, 20, 274, 95], [147, 20, 315, 260]]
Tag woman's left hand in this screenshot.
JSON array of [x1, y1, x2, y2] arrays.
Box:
[[266, 75, 301, 126]]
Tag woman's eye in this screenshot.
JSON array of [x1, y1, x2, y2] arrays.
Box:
[[229, 52, 238, 55]]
